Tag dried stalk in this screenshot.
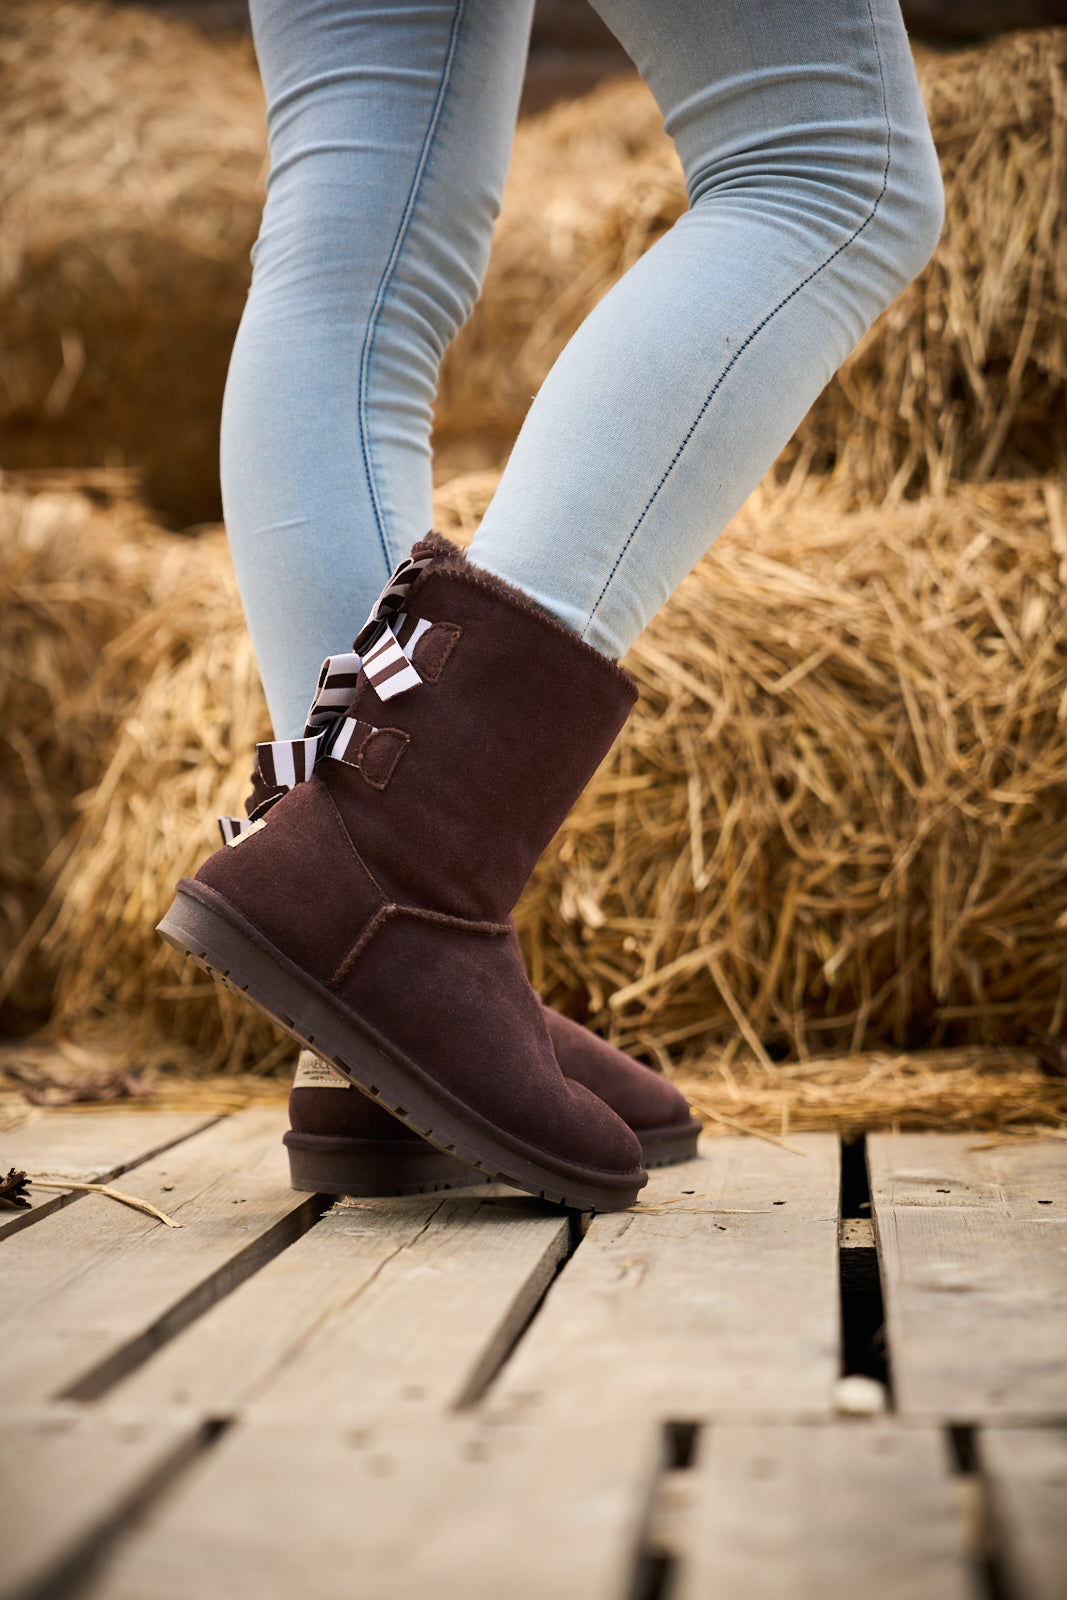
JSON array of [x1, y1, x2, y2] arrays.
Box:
[[28, 1178, 181, 1227]]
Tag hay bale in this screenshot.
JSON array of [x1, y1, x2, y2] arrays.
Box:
[[673, 1045, 1067, 1144], [437, 29, 1067, 493], [0, 469, 159, 1030], [6, 471, 1066, 1104], [515, 475, 1067, 1064], [2, 7, 1062, 510], [0, 0, 264, 525], [0, 469, 281, 1066]]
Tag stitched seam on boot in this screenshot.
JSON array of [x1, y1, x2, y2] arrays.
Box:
[[329, 902, 511, 990], [320, 783, 391, 909], [411, 622, 463, 683], [356, 727, 410, 790]]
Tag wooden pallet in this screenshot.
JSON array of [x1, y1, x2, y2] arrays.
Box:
[[0, 1108, 1064, 1599]]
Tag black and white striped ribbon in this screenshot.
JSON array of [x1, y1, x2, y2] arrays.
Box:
[[218, 555, 433, 844], [304, 651, 362, 734], [353, 553, 432, 651], [351, 555, 433, 701]]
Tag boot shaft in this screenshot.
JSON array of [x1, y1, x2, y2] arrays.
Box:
[[316, 539, 637, 922]]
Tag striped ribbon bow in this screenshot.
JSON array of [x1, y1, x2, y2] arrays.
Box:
[[219, 552, 433, 844]]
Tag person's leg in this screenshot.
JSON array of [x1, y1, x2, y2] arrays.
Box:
[[468, 0, 944, 658], [221, 0, 534, 739]]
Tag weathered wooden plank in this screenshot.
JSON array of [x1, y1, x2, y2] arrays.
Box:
[[246, 1190, 570, 1426], [868, 1134, 1067, 1418], [111, 1193, 444, 1415], [0, 1409, 206, 1600], [81, 1419, 659, 1600], [982, 1427, 1067, 1600], [488, 1134, 841, 1421], [676, 1423, 971, 1600], [2, 1188, 570, 1600], [115, 1188, 569, 1423], [0, 1108, 317, 1409], [0, 1110, 219, 1241]]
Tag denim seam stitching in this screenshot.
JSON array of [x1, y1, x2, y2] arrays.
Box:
[[583, 0, 892, 640], [357, 0, 467, 569]]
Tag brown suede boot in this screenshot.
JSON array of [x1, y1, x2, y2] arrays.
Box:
[[229, 762, 699, 1195], [284, 993, 701, 1195], [158, 534, 648, 1210]]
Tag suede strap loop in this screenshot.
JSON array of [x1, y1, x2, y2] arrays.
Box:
[[219, 552, 433, 843]]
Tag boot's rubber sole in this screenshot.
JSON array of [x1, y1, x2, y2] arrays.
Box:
[[283, 1115, 701, 1197], [158, 880, 646, 1212], [284, 1130, 492, 1197]]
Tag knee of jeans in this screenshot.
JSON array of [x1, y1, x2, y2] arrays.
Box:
[[382, 248, 483, 370], [901, 142, 945, 286], [870, 121, 945, 298], [257, 190, 487, 379]]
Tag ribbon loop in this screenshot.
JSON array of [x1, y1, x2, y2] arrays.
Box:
[[216, 553, 433, 845], [352, 554, 432, 657], [304, 652, 362, 736]]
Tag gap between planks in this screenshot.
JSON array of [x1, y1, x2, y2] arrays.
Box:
[[486, 1132, 842, 1423], [0, 1166, 574, 1600], [24, 1136, 847, 1600], [0, 1108, 318, 1412], [12, 1127, 1067, 1600]]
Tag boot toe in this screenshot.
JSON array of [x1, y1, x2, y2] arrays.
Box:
[[340, 915, 645, 1180], [542, 1008, 695, 1132]]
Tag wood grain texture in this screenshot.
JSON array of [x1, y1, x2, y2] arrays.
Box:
[[0, 1108, 316, 1409], [982, 1427, 1067, 1600], [677, 1424, 971, 1600], [237, 1190, 570, 1426], [0, 1409, 205, 1600], [1, 1173, 568, 1600], [80, 1190, 626, 1600], [0, 1110, 218, 1240], [81, 1419, 659, 1600], [15, 1118, 1064, 1600], [869, 1134, 1067, 1418], [488, 1134, 841, 1422], [115, 1188, 569, 1423]]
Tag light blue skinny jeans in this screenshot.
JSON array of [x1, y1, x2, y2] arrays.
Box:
[[221, 0, 944, 740]]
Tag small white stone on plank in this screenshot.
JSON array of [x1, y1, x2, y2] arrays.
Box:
[[832, 1375, 888, 1416]]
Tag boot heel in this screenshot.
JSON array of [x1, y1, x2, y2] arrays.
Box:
[[283, 1130, 487, 1197]]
